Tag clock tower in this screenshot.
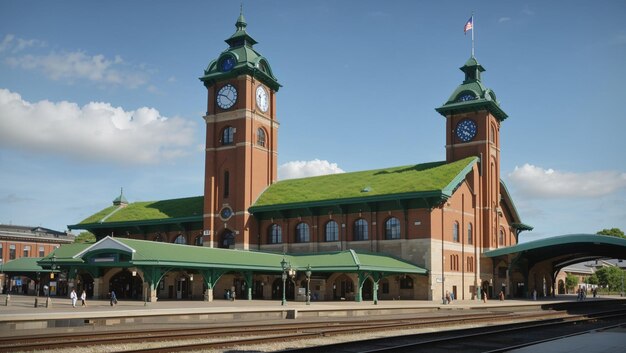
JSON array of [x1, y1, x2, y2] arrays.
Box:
[[199, 11, 281, 249], [435, 56, 508, 250]]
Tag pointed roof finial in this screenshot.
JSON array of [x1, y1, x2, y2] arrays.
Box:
[[113, 187, 128, 206], [236, 3, 247, 31]]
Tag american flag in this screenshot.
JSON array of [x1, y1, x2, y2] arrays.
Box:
[[464, 16, 473, 34]]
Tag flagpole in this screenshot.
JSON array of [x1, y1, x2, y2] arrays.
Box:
[[471, 13, 475, 57]]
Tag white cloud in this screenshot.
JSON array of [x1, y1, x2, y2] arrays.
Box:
[[498, 17, 511, 23], [0, 34, 44, 54], [4, 50, 148, 88], [278, 159, 345, 180], [508, 164, 626, 198], [0, 88, 197, 164]]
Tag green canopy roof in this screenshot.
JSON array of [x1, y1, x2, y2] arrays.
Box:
[[39, 237, 427, 275], [250, 157, 478, 213], [2, 257, 48, 273]]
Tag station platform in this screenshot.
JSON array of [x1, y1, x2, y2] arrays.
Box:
[[1, 294, 624, 336]]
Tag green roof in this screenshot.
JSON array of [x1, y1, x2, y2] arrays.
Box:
[[72, 196, 203, 227], [2, 257, 47, 273], [436, 56, 508, 121], [41, 237, 427, 275], [250, 157, 478, 212]]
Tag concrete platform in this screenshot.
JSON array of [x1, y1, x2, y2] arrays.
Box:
[[1, 294, 624, 336]]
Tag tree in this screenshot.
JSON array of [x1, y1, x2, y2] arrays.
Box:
[[565, 273, 579, 293], [595, 266, 624, 292], [74, 231, 96, 243], [597, 228, 626, 238]]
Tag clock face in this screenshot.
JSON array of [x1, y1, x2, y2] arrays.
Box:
[[255, 85, 269, 112], [216, 84, 237, 110], [220, 207, 233, 220], [221, 56, 236, 72], [456, 119, 477, 142]]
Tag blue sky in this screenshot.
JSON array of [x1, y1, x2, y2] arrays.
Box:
[[1, 1, 625, 242]]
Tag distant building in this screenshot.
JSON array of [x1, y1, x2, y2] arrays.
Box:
[[0, 224, 74, 294]]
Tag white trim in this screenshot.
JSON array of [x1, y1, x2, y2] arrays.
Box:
[[73, 236, 136, 259]]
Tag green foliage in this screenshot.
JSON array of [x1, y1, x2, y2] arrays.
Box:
[[565, 273, 579, 291], [74, 231, 96, 243], [597, 228, 626, 238], [79, 196, 203, 224], [587, 273, 598, 285], [594, 266, 625, 291]]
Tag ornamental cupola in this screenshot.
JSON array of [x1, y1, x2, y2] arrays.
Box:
[[112, 188, 128, 207], [435, 56, 507, 121], [199, 9, 281, 91]]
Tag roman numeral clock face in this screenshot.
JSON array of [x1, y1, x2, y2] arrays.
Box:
[[456, 119, 477, 142]]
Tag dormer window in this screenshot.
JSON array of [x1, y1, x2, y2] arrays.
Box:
[[457, 93, 476, 102]]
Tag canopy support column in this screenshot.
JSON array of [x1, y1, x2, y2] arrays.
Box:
[[356, 272, 370, 302], [244, 271, 253, 300], [199, 269, 226, 302], [142, 267, 169, 303]]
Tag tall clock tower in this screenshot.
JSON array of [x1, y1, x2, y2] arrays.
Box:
[[199, 12, 281, 249], [435, 56, 508, 250]]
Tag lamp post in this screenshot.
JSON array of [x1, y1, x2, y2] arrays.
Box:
[[0, 259, 3, 295], [280, 258, 288, 306], [305, 265, 312, 305], [46, 255, 56, 308]]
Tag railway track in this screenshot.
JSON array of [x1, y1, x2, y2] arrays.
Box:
[[2, 307, 624, 352]]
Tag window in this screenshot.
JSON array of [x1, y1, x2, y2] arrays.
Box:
[[296, 222, 310, 243], [223, 171, 230, 198], [174, 234, 186, 244], [195, 235, 204, 246], [400, 276, 413, 289], [499, 229, 505, 246], [268, 224, 282, 244], [221, 126, 234, 145], [385, 217, 401, 239], [467, 223, 473, 245], [257, 128, 266, 147], [325, 221, 339, 242], [450, 254, 460, 271], [467, 256, 474, 272], [9, 244, 16, 260], [354, 219, 368, 241], [221, 231, 235, 248], [23, 245, 30, 257], [39, 246, 45, 257], [453, 222, 460, 242], [0, 244, 3, 260]]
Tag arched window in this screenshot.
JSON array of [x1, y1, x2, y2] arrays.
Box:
[[223, 171, 230, 198], [325, 220, 339, 242], [385, 217, 401, 240], [221, 126, 234, 145], [354, 219, 368, 241], [220, 230, 235, 249], [257, 128, 266, 147], [195, 235, 204, 246], [296, 222, 310, 243], [453, 221, 460, 242], [268, 224, 282, 244], [174, 234, 186, 244], [499, 229, 505, 246], [467, 223, 473, 245]]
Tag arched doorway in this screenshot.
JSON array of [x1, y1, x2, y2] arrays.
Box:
[[220, 230, 235, 249], [176, 274, 191, 299], [109, 269, 142, 299], [333, 275, 354, 300], [361, 277, 373, 300], [271, 277, 295, 300], [78, 273, 94, 298], [558, 279, 565, 294]]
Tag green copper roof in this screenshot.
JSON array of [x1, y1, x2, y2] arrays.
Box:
[[1, 257, 48, 273], [200, 12, 280, 91], [436, 56, 508, 121], [70, 196, 203, 229], [41, 236, 427, 275], [250, 157, 478, 213]]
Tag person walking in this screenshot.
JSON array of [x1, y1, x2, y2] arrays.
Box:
[[80, 290, 87, 307], [110, 290, 117, 306], [70, 289, 77, 308]]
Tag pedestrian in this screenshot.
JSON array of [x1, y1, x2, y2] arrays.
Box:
[[230, 287, 236, 301], [80, 290, 87, 307], [445, 290, 451, 304], [110, 290, 117, 306], [532, 288, 537, 301], [482, 290, 488, 303], [499, 290, 504, 301], [70, 289, 77, 308]]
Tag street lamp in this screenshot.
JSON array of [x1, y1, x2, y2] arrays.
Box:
[[305, 264, 312, 305], [280, 258, 288, 306]]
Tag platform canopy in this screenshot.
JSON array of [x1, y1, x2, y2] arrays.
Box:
[[37, 236, 427, 276], [484, 234, 626, 271]]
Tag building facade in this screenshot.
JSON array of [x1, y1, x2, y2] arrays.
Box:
[[69, 12, 531, 302], [0, 224, 74, 294]]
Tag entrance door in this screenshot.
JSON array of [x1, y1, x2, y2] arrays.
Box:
[[176, 277, 189, 299]]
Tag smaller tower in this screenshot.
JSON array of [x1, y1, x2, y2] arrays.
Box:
[[436, 56, 508, 250]]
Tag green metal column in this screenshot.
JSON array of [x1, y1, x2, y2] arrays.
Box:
[[371, 273, 384, 305], [199, 269, 225, 302], [244, 271, 253, 300], [356, 272, 370, 302]]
